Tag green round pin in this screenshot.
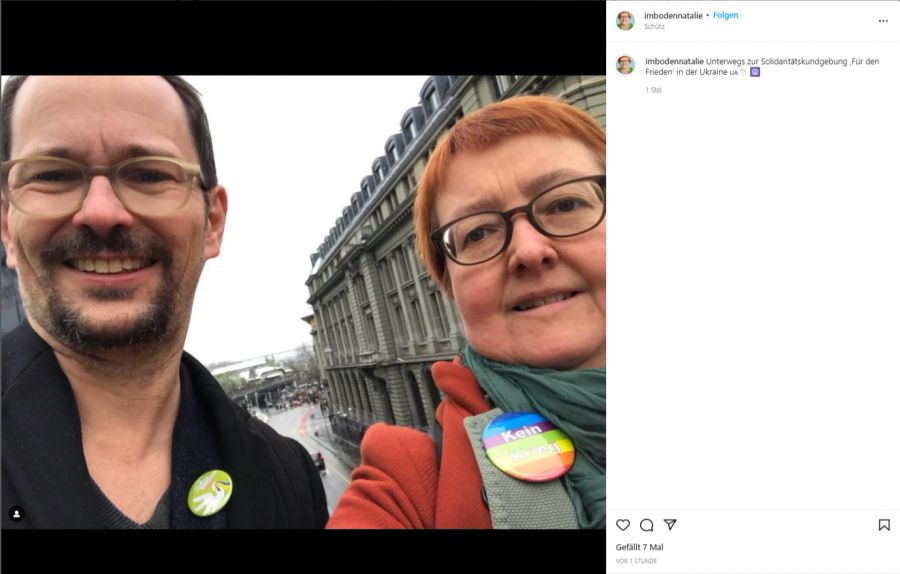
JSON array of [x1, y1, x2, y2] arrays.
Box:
[[188, 469, 233, 517]]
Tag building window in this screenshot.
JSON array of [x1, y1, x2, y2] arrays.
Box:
[[429, 291, 449, 339], [347, 318, 358, 351], [379, 260, 395, 292], [338, 320, 349, 355], [364, 307, 377, 350], [390, 294, 408, 344], [355, 277, 369, 307], [494, 75, 511, 97], [328, 303, 344, 356], [395, 249, 411, 283], [403, 244, 418, 280], [327, 303, 344, 356], [404, 119, 417, 141], [340, 303, 353, 353], [343, 292, 358, 352], [387, 189, 399, 212], [374, 164, 383, 183], [426, 87, 440, 115], [407, 289, 425, 342], [389, 145, 399, 164], [356, 277, 374, 351]]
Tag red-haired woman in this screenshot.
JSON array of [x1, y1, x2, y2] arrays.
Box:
[[329, 95, 605, 529]]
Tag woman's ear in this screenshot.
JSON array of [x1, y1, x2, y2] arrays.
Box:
[[443, 272, 454, 300]]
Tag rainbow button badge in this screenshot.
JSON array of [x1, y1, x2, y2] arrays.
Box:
[[482, 412, 575, 482]]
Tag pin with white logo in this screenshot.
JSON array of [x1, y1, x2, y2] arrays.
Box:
[[188, 470, 233, 517]]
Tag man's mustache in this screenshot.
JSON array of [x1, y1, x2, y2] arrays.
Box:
[[41, 227, 172, 267]]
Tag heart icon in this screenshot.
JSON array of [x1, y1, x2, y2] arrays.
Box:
[[616, 519, 630, 531]]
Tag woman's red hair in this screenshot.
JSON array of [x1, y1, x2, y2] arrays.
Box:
[[414, 94, 605, 294]]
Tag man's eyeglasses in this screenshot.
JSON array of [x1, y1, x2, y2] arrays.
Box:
[[1, 156, 206, 218], [431, 174, 605, 266]]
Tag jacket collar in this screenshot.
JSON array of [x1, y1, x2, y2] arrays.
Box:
[[180, 351, 277, 528], [2, 322, 104, 527]]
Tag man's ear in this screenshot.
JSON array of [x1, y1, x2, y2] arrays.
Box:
[[1, 198, 17, 269], [203, 186, 228, 260]]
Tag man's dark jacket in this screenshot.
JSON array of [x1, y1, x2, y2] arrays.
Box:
[[1, 322, 329, 528]]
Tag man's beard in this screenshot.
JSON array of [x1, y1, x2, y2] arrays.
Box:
[[31, 227, 182, 353], [46, 284, 176, 351]]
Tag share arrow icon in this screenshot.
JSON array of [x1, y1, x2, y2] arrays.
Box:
[[664, 518, 677, 531]]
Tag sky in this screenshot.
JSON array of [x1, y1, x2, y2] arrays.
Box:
[[2, 75, 431, 366], [182, 76, 431, 365]]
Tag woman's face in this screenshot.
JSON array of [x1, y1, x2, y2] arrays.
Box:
[[435, 134, 605, 370]]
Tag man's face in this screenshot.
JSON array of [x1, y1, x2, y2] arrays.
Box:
[[619, 57, 632, 69], [619, 13, 631, 26], [1, 76, 226, 352]]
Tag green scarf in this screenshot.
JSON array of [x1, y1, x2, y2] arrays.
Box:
[[461, 345, 605, 529]]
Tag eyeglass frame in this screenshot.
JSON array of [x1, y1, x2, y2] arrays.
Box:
[[0, 155, 209, 218], [430, 174, 606, 267]]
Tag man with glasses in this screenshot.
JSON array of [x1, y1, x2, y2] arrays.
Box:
[[1, 76, 327, 528]]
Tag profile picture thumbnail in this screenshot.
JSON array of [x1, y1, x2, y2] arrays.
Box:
[[617, 11, 634, 30], [617, 55, 635, 75]]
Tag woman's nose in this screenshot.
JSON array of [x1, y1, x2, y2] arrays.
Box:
[[506, 215, 558, 274]]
